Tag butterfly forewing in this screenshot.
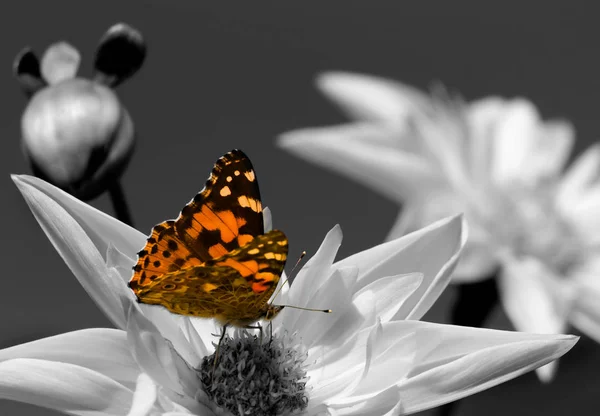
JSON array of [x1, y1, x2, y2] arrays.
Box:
[[129, 150, 264, 291], [175, 149, 264, 260], [129, 220, 203, 291]]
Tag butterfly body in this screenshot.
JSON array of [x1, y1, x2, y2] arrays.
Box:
[[128, 149, 288, 327]]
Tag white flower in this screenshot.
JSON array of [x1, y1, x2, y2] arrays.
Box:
[[277, 71, 600, 381], [0, 174, 577, 415]]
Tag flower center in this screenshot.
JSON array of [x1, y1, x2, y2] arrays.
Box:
[[197, 329, 308, 416]]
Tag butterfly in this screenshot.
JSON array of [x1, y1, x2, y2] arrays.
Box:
[[128, 149, 290, 327]]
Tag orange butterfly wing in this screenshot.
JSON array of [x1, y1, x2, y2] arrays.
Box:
[[132, 229, 288, 325], [128, 149, 288, 324], [129, 149, 264, 291]]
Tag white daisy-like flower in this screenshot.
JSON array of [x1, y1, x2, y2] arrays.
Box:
[[0, 175, 577, 415], [277, 71, 600, 381]]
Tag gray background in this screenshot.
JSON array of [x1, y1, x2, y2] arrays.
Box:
[[0, 1, 599, 415]]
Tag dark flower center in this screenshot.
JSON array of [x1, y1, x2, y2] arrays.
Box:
[[197, 330, 308, 416]]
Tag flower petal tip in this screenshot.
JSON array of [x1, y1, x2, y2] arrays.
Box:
[[330, 223, 343, 240], [315, 70, 360, 90], [276, 128, 319, 150], [562, 334, 580, 348], [315, 70, 343, 86], [274, 131, 296, 148], [11, 174, 31, 193], [11, 174, 41, 191], [535, 362, 557, 384]]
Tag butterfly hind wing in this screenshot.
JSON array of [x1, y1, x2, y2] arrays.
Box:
[[133, 264, 246, 318], [134, 229, 289, 324], [207, 229, 289, 308]]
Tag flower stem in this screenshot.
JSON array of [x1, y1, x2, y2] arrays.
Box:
[[436, 271, 500, 416], [108, 180, 134, 227]]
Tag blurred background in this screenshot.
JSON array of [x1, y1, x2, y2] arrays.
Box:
[[1, 1, 599, 415]]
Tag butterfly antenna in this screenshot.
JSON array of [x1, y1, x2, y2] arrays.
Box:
[[282, 305, 332, 314], [272, 251, 307, 301], [290, 250, 306, 275], [271, 251, 333, 314]]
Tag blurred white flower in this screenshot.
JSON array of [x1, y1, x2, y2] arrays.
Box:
[[0, 175, 577, 415], [278, 71, 600, 381]]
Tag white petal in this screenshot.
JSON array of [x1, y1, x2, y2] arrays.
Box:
[[136, 304, 202, 368], [301, 266, 364, 349], [0, 358, 133, 416], [189, 318, 221, 354], [320, 320, 575, 412], [495, 116, 574, 186], [466, 96, 507, 182], [163, 413, 195, 416], [498, 255, 570, 335], [277, 123, 437, 203], [336, 214, 466, 320], [263, 206, 273, 232], [411, 107, 473, 195], [285, 225, 343, 321], [567, 258, 600, 343], [388, 190, 466, 237], [127, 373, 157, 416], [316, 71, 429, 123], [557, 144, 600, 211], [491, 99, 542, 185], [561, 185, 600, 244], [13, 175, 146, 263], [125, 303, 200, 399], [291, 268, 359, 350], [330, 320, 382, 403], [332, 325, 417, 404], [181, 318, 211, 357], [0, 328, 139, 389], [570, 297, 600, 344], [107, 243, 138, 280], [12, 174, 132, 328], [498, 255, 574, 381], [384, 206, 416, 242], [352, 273, 422, 323], [535, 120, 575, 178], [450, 234, 498, 283], [309, 321, 414, 405], [392, 321, 578, 413], [323, 386, 402, 416]]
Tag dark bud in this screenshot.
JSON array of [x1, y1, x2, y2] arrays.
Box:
[[94, 23, 146, 87], [13, 47, 46, 98]]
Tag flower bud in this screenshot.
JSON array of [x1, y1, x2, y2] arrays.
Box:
[[21, 78, 135, 200], [14, 23, 145, 200]]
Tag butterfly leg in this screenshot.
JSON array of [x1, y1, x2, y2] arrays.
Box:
[[212, 323, 229, 379], [244, 324, 263, 343]]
